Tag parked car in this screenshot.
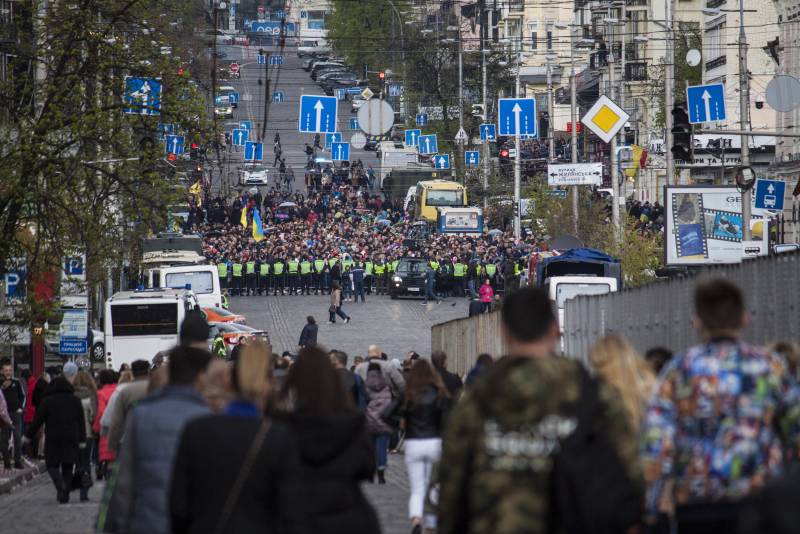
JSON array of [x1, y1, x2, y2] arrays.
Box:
[[203, 307, 246, 325]]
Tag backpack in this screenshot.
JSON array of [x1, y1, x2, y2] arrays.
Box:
[[548, 369, 643, 534]]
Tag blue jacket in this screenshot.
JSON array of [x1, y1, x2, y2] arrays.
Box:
[[117, 385, 210, 534]]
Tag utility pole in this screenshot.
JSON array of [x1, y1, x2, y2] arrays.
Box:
[[664, 0, 675, 186], [480, 0, 489, 204], [514, 47, 522, 239], [569, 27, 579, 234], [608, 5, 620, 237], [457, 16, 465, 179], [547, 60, 555, 162], [738, 0, 752, 240]]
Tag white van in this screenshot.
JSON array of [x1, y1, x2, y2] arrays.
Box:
[[104, 288, 200, 370], [376, 141, 419, 185], [148, 265, 222, 309]]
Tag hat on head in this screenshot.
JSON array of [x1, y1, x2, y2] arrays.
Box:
[[63, 361, 78, 379]]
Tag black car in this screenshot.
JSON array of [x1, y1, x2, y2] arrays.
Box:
[[389, 258, 428, 299]]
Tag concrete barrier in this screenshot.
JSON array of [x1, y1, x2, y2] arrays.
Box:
[[431, 311, 506, 378]]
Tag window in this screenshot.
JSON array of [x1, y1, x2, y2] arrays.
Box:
[[111, 303, 178, 336], [307, 10, 326, 30], [704, 23, 725, 62], [165, 272, 213, 294], [546, 22, 554, 50], [529, 22, 538, 50], [425, 189, 465, 207], [555, 283, 612, 308]]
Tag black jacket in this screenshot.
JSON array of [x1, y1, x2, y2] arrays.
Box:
[[435, 366, 463, 398], [170, 415, 307, 534], [25, 377, 86, 465], [298, 323, 319, 347], [402, 386, 450, 440], [1, 376, 25, 412], [285, 411, 381, 534]]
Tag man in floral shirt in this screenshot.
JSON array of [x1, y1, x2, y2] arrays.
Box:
[[641, 278, 800, 532]]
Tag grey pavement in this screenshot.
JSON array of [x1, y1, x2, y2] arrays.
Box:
[[229, 293, 469, 359]]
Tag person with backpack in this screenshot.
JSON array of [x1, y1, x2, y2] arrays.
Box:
[[364, 362, 393, 484], [436, 287, 643, 534]]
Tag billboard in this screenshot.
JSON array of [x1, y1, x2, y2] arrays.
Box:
[[437, 208, 484, 234], [664, 185, 767, 266]]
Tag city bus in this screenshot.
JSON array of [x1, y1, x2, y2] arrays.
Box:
[[103, 288, 200, 370], [413, 180, 468, 222]]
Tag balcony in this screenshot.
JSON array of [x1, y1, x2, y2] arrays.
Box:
[[706, 0, 726, 9], [625, 61, 648, 81], [705, 55, 726, 71]]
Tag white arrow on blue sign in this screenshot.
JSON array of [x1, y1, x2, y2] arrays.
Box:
[[349, 118, 359, 130], [231, 129, 248, 146], [434, 154, 450, 169], [269, 55, 284, 66], [347, 87, 362, 95], [388, 84, 402, 97], [244, 142, 264, 161], [418, 134, 438, 155], [240, 120, 253, 131], [272, 91, 284, 103], [258, 54, 266, 65], [479, 123, 497, 141], [331, 142, 350, 162], [229, 92, 240, 104], [754, 178, 786, 210], [158, 123, 174, 140], [498, 98, 537, 137], [124, 76, 162, 116], [405, 129, 421, 147], [165, 135, 185, 154], [337, 88, 347, 101], [299, 95, 338, 134], [416, 113, 428, 126], [686, 83, 726, 124], [325, 132, 342, 150], [465, 151, 480, 167]]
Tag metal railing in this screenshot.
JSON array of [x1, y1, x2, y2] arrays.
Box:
[[563, 251, 800, 358]]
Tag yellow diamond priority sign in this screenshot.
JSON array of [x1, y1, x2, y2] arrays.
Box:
[[361, 87, 374, 100], [581, 95, 629, 144]]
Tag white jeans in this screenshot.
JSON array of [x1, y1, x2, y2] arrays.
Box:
[[404, 437, 442, 519]]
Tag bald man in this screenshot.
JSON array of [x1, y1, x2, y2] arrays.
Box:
[[354, 344, 405, 397]]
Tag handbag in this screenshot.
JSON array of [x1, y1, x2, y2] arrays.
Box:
[[212, 419, 272, 534], [329, 305, 336, 313]]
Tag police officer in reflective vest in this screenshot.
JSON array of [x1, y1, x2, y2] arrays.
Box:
[[374, 259, 386, 295], [313, 257, 326, 295], [258, 260, 270, 296], [212, 331, 227, 359], [453, 259, 466, 297], [232, 261, 244, 295], [272, 258, 285, 295], [300, 257, 312, 295], [217, 261, 228, 291], [287, 257, 300, 295], [364, 259, 374, 294], [485, 261, 498, 290], [245, 259, 256, 296]]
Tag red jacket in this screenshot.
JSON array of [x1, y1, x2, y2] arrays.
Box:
[[24, 376, 37, 424], [479, 283, 494, 303], [94, 384, 118, 462]]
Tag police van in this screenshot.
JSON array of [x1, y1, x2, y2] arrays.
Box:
[[104, 288, 200, 370], [147, 265, 222, 309]]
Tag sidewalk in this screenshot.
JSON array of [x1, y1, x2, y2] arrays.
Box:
[[0, 457, 46, 495], [363, 452, 411, 534]]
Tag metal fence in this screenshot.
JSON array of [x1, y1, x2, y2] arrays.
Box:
[[431, 311, 506, 378], [563, 251, 800, 358]]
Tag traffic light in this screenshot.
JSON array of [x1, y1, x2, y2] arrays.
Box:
[[378, 71, 386, 89], [178, 67, 183, 76], [190, 142, 199, 160], [167, 153, 177, 162], [499, 147, 511, 178], [671, 103, 692, 162]]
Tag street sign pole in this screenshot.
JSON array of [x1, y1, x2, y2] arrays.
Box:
[[569, 28, 579, 234], [514, 65, 522, 240], [480, 4, 489, 207], [608, 4, 620, 240], [738, 0, 752, 240]]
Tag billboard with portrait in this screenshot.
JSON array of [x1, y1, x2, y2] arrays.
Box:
[[664, 185, 767, 265]]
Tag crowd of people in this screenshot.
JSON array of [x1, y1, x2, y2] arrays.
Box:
[[3, 278, 800, 534]]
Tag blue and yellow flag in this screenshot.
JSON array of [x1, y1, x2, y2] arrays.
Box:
[[240, 205, 248, 228], [252, 207, 265, 242]]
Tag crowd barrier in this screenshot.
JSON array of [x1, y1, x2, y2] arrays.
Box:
[[431, 311, 506, 378]]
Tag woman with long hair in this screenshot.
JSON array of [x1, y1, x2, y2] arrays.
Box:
[[328, 281, 351, 324], [401, 359, 451, 534], [170, 340, 305, 533], [72, 370, 97, 501], [589, 334, 656, 433], [279, 346, 380, 533]]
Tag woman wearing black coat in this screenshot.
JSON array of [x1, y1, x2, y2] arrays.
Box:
[[298, 316, 318, 348], [24, 367, 86, 504], [170, 340, 306, 534], [279, 346, 381, 534]]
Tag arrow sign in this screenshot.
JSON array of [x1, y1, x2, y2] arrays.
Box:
[[299, 95, 338, 134], [416, 113, 428, 126], [244, 142, 264, 161], [231, 129, 248, 146], [754, 178, 786, 210], [405, 129, 421, 147], [498, 98, 536, 136], [331, 141, 350, 161], [465, 151, 480, 167], [240, 120, 253, 131], [325, 132, 342, 150], [546, 163, 603, 186], [165, 135, 185, 155], [686, 83, 726, 124], [479, 123, 496, 141], [434, 154, 450, 169], [258, 54, 266, 65], [418, 134, 437, 155]]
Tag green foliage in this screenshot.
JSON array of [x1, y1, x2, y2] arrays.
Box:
[[651, 25, 702, 128]]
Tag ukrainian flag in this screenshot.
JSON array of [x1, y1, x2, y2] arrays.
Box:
[[252, 207, 265, 242], [240, 205, 248, 228]]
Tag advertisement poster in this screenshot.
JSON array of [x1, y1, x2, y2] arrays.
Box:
[[665, 186, 767, 265]]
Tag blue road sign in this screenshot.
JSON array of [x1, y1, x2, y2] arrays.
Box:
[[300, 10, 307, 18], [244, 142, 264, 162], [272, 91, 285, 103], [405, 129, 421, 147], [349, 118, 359, 130], [754, 179, 786, 210], [347, 87, 362, 95], [64, 256, 85, 276], [229, 92, 239, 105], [123, 76, 162, 115], [686, 83, 726, 124], [59, 338, 87, 355], [418, 134, 438, 155], [4, 260, 25, 301], [299, 95, 338, 134], [257, 54, 266, 65], [165, 135, 185, 155], [331, 142, 350, 161], [416, 113, 428, 126], [465, 151, 480, 167], [325, 132, 342, 150], [231, 129, 248, 146], [158, 123, 174, 140], [479, 123, 497, 141], [337, 88, 346, 101], [433, 154, 450, 169], [498, 98, 536, 137], [269, 54, 284, 66], [388, 84, 402, 97], [239, 120, 253, 131]]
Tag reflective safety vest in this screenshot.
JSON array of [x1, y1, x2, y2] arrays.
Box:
[[391, 260, 399, 272], [386, 261, 395, 273], [288, 260, 300, 274], [453, 263, 466, 277], [273, 262, 284, 275], [212, 337, 226, 358], [217, 263, 228, 278], [300, 261, 312, 275], [365, 262, 374, 275], [374, 263, 385, 275], [514, 264, 521, 276], [246, 261, 256, 275], [314, 260, 325, 273], [486, 263, 497, 277], [429, 261, 439, 271], [232, 263, 243, 277], [342, 259, 353, 270], [221, 294, 229, 310], [328, 258, 338, 268], [259, 263, 270, 276]]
